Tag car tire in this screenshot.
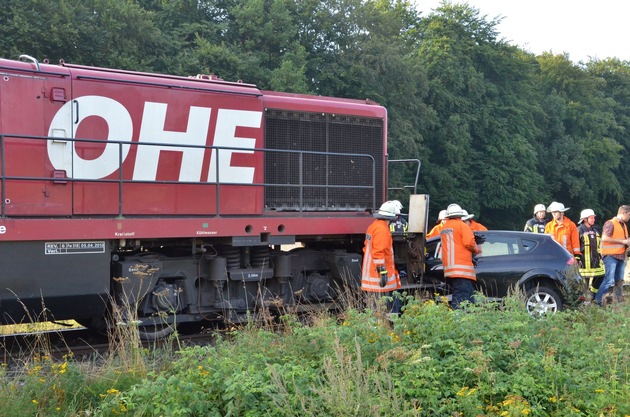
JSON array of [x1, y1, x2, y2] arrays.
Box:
[[525, 286, 563, 316]]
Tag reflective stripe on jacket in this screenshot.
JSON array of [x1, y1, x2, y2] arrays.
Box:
[[544, 216, 581, 255], [601, 217, 628, 255], [524, 218, 547, 233], [578, 224, 604, 277], [361, 219, 400, 292], [389, 217, 408, 233], [440, 218, 479, 281]]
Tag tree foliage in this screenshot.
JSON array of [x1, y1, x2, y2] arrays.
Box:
[[2, 0, 630, 228]]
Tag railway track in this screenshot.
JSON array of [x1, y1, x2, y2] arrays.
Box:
[[0, 324, 220, 372]]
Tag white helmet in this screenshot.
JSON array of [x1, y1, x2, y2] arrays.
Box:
[[374, 201, 397, 220], [579, 209, 595, 224], [445, 203, 466, 218], [437, 210, 447, 221], [391, 200, 404, 215], [533, 204, 546, 214], [463, 211, 475, 221], [547, 201, 569, 213]]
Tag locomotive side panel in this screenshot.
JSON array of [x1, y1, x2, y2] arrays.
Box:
[[65, 74, 266, 216], [0, 240, 110, 324], [0, 67, 73, 216]]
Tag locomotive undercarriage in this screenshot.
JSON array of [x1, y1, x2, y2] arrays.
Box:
[[109, 238, 364, 339]]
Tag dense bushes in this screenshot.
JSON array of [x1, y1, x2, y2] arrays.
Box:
[[1, 294, 628, 416], [100, 296, 629, 416]]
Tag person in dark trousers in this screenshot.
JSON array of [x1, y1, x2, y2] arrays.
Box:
[[577, 209, 605, 300], [440, 203, 482, 309], [361, 201, 402, 314], [597, 205, 630, 306]]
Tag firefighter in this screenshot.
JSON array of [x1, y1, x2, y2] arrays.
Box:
[[463, 211, 488, 231], [361, 201, 402, 314], [596, 205, 630, 306], [524, 204, 548, 233], [440, 203, 482, 309], [389, 200, 409, 233], [577, 209, 605, 299], [389, 200, 409, 279], [544, 201, 582, 262], [427, 210, 447, 238]]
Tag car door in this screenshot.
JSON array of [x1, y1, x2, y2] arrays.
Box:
[[474, 234, 527, 299]]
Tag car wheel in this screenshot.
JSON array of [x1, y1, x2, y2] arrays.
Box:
[[525, 286, 563, 316]]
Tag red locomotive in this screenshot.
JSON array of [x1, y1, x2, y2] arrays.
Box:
[[0, 55, 425, 338]]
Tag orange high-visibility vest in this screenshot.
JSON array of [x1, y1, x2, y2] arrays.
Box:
[[544, 216, 581, 255], [361, 219, 401, 292], [601, 217, 628, 255], [440, 218, 479, 281], [427, 223, 444, 239]]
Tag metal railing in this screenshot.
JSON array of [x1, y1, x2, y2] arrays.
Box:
[[0, 134, 377, 218]]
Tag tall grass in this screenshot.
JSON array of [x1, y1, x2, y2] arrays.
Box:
[[0, 290, 628, 416]]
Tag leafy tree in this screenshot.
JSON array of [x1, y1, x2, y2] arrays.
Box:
[[416, 3, 542, 229], [537, 53, 622, 219]]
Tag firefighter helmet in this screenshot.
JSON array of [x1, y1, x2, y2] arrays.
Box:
[[445, 203, 466, 218], [533, 204, 546, 214], [547, 201, 569, 213], [579, 208, 595, 224], [437, 210, 447, 221], [391, 200, 404, 215], [374, 201, 397, 220]]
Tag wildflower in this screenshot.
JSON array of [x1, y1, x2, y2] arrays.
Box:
[[32, 399, 39, 405], [107, 388, 120, 395]]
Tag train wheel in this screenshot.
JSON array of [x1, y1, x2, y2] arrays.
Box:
[[137, 323, 175, 341], [136, 317, 176, 341]]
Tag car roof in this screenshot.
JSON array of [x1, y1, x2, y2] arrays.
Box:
[[426, 229, 551, 242]]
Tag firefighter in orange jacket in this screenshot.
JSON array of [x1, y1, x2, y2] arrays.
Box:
[[440, 203, 482, 309], [463, 211, 488, 231], [544, 201, 582, 262], [427, 209, 447, 239], [361, 201, 402, 313]]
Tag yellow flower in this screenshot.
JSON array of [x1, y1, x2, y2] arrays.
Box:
[[107, 388, 120, 395], [32, 399, 39, 405]]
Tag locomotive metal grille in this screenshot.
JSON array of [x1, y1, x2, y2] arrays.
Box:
[[264, 110, 384, 211]]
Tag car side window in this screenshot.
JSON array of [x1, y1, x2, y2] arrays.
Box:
[[521, 238, 537, 252], [479, 236, 521, 257], [425, 240, 442, 260]]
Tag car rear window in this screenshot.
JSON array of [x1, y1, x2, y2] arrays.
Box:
[[479, 235, 536, 257]]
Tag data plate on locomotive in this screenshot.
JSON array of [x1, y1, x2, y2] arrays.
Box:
[[44, 241, 106, 255]]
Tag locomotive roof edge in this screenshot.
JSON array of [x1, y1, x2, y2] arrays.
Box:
[[1, 55, 383, 108]]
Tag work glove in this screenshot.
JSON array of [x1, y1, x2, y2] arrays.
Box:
[[474, 234, 486, 245], [376, 265, 388, 287], [574, 254, 583, 268]]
